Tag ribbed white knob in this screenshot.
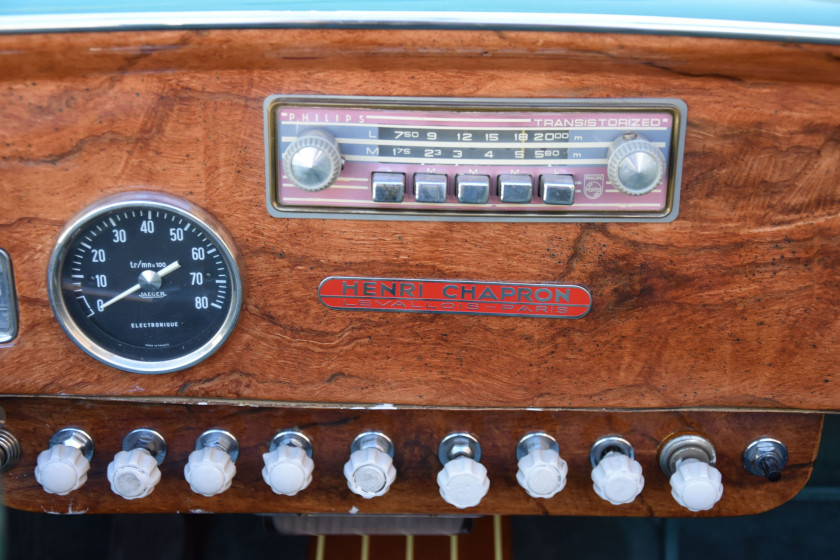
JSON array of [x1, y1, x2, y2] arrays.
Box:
[[262, 445, 314, 496], [107, 448, 161, 500], [184, 447, 236, 497], [669, 458, 724, 512], [516, 448, 568, 499], [437, 457, 490, 509], [34, 444, 90, 495], [591, 451, 644, 505], [343, 448, 396, 498]]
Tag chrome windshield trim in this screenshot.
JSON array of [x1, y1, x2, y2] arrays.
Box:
[[1, 11, 839, 43]]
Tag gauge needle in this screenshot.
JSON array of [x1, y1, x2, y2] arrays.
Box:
[[101, 261, 181, 310]]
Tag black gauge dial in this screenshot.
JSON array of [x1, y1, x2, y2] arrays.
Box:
[[48, 193, 243, 374]]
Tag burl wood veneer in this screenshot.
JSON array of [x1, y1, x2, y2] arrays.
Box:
[[0, 29, 837, 410], [1, 29, 839, 409]]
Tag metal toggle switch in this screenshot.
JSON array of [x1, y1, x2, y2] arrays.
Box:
[[743, 437, 788, 482]]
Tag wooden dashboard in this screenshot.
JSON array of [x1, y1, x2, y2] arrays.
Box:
[[0, 28, 838, 516]]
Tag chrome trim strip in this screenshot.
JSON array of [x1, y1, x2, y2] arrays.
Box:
[[2, 393, 829, 414], [0, 249, 18, 344], [0, 11, 839, 43]]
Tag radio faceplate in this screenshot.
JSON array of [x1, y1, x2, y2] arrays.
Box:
[[264, 96, 686, 222]]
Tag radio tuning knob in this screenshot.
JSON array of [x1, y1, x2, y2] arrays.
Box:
[[282, 129, 343, 191], [606, 132, 666, 196]]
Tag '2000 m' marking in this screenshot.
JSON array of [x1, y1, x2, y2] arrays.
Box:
[[318, 277, 591, 319]]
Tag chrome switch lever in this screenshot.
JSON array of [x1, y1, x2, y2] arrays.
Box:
[[743, 438, 788, 482]]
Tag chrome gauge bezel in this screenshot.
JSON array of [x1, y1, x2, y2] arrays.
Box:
[[47, 192, 244, 374]]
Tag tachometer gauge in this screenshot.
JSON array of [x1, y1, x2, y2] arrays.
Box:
[[48, 192, 244, 374]]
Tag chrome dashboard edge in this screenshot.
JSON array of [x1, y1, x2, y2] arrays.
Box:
[[1, 11, 840, 43]]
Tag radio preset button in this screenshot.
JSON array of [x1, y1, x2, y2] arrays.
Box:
[[414, 173, 448, 203], [539, 175, 576, 205], [497, 175, 533, 203], [371, 172, 405, 203], [456, 175, 490, 204]]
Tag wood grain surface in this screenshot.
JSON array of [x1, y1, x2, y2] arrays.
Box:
[[0, 397, 822, 516], [0, 29, 838, 411]]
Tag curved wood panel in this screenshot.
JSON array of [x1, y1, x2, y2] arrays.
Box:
[[0, 397, 822, 517], [0, 29, 838, 411]]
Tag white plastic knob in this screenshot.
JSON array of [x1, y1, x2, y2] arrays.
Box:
[[591, 451, 645, 505], [107, 448, 161, 500], [184, 447, 236, 497], [262, 445, 314, 496], [669, 458, 724, 512], [437, 457, 490, 509], [343, 448, 396, 498], [34, 444, 90, 495], [516, 448, 568, 499]]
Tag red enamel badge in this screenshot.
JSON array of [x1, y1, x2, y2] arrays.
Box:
[[319, 277, 591, 319]]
